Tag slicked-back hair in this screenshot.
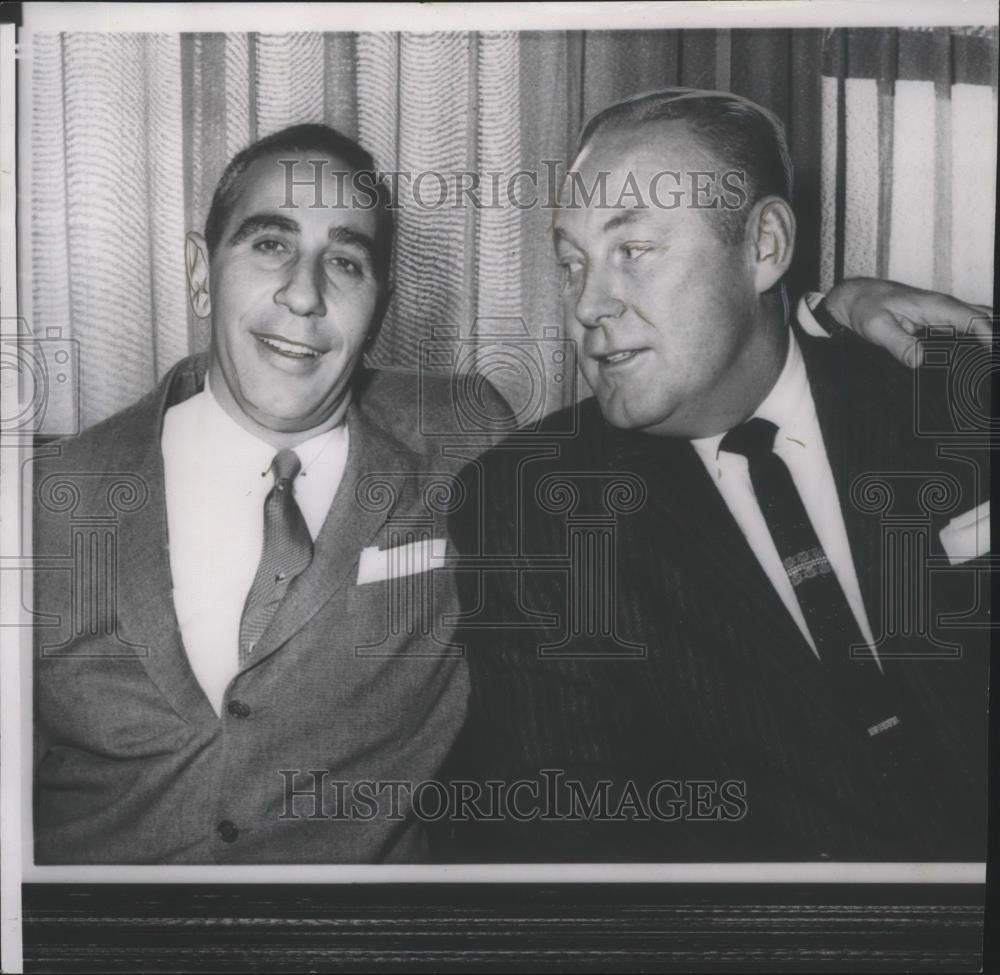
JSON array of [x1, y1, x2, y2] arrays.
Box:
[[203, 123, 394, 291], [577, 87, 793, 243]]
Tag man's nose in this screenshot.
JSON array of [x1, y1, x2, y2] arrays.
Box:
[[574, 268, 626, 329], [274, 257, 327, 318]]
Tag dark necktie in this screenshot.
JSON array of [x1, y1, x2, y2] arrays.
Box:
[[238, 449, 314, 664], [719, 417, 903, 744]]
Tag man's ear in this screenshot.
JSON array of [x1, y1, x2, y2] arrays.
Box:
[[748, 196, 795, 295], [185, 232, 212, 319]]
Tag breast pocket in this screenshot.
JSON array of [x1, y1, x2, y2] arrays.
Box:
[[348, 565, 460, 659]]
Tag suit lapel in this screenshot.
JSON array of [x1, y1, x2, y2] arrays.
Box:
[[609, 425, 821, 685], [801, 337, 887, 641], [114, 357, 217, 723], [244, 405, 414, 668]]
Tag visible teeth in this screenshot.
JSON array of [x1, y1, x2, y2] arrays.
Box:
[[602, 350, 636, 364], [259, 336, 321, 358]]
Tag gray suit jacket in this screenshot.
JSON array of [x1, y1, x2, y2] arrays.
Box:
[[34, 354, 504, 863]]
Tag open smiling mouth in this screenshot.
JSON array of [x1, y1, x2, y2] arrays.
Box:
[[596, 349, 645, 366], [255, 333, 325, 360]]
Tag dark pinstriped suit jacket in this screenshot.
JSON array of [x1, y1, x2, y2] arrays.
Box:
[[445, 331, 989, 862]]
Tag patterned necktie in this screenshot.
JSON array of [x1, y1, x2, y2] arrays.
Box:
[[238, 449, 314, 664], [719, 417, 902, 744]]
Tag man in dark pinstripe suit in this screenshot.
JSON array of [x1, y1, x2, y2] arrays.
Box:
[[445, 89, 990, 862]]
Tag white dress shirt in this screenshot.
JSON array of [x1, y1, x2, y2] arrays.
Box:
[[162, 378, 349, 715], [691, 333, 879, 662]]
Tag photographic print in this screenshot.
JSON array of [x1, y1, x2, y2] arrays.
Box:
[[1, 1, 995, 970]]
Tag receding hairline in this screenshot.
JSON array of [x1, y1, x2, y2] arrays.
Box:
[[571, 115, 726, 172], [575, 88, 793, 198], [578, 88, 786, 144], [211, 149, 380, 251], [220, 147, 369, 205]]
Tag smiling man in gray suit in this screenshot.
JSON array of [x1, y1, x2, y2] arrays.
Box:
[[32, 124, 485, 864]]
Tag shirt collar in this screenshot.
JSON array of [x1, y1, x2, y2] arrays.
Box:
[[202, 374, 348, 477], [691, 329, 813, 461], [754, 328, 812, 432]]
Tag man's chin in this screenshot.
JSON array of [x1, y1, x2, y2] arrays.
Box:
[[250, 406, 338, 433], [596, 392, 654, 431], [239, 392, 350, 438], [595, 394, 681, 437]]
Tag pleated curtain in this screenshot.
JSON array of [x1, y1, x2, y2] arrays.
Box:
[[28, 29, 996, 431], [819, 27, 997, 304]]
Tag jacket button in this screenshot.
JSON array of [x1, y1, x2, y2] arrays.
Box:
[[217, 820, 239, 843], [227, 699, 251, 719]]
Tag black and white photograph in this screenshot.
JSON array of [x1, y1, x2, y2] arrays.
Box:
[[0, 1, 995, 970]]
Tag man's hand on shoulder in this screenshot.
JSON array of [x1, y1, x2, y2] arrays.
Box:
[[820, 277, 994, 368]]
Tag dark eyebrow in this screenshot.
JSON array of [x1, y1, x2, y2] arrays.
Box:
[[226, 213, 299, 247], [328, 226, 377, 265], [226, 215, 378, 267]]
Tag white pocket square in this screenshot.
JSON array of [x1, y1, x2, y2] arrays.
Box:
[[939, 501, 990, 565], [356, 538, 448, 585]]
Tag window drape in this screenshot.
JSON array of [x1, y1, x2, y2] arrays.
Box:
[[819, 27, 997, 303], [26, 28, 996, 431]]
